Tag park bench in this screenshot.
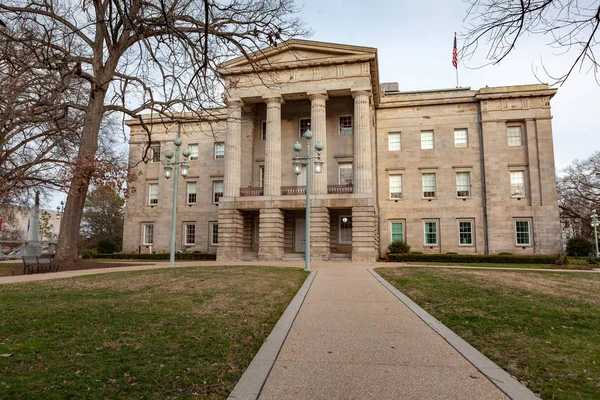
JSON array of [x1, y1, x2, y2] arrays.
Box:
[[22, 255, 57, 274]]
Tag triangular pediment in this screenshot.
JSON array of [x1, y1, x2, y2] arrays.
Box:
[[219, 39, 377, 74]]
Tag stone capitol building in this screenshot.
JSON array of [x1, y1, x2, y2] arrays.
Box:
[[122, 39, 562, 262]]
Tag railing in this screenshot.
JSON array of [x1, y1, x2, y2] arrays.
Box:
[[281, 185, 306, 195], [328, 184, 354, 194], [240, 187, 264, 196]]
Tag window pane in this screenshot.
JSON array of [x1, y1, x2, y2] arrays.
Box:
[[424, 222, 437, 245], [516, 221, 530, 245], [262, 121, 267, 140], [389, 175, 402, 198], [149, 184, 158, 205], [214, 143, 225, 159], [188, 144, 198, 160], [151, 145, 160, 163], [340, 216, 352, 243], [391, 222, 404, 242], [187, 182, 197, 204], [510, 171, 525, 196], [211, 223, 219, 245], [299, 118, 311, 137], [144, 224, 154, 244], [421, 131, 434, 149], [259, 166, 265, 187], [422, 174, 436, 197], [213, 181, 224, 203], [185, 224, 196, 245], [339, 116, 352, 136], [459, 221, 473, 245], [388, 133, 401, 151], [507, 126, 522, 146], [456, 172, 470, 197], [454, 129, 468, 148], [339, 164, 353, 185]]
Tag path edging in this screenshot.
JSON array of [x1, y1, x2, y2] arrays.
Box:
[[227, 270, 317, 400], [368, 268, 540, 400]]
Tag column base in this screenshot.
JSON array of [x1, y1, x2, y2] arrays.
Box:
[[217, 209, 244, 261], [258, 208, 285, 261], [310, 206, 330, 261], [351, 206, 377, 263]]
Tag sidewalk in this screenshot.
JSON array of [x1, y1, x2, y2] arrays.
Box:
[[258, 265, 509, 400]]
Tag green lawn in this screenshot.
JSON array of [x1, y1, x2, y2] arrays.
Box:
[[376, 267, 600, 400], [403, 262, 595, 270], [0, 266, 308, 399]]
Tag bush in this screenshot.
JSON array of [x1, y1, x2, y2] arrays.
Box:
[[81, 249, 98, 259], [97, 238, 118, 254], [566, 236, 593, 257], [386, 253, 558, 264], [95, 253, 217, 261], [387, 240, 411, 254]]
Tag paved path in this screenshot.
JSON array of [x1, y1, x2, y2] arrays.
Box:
[[259, 265, 508, 400]]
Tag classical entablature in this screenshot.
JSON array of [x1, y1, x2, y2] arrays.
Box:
[[217, 39, 381, 106]]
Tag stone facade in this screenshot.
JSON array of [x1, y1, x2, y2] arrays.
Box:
[[123, 39, 562, 260]]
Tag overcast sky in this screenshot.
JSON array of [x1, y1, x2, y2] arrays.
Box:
[[298, 0, 599, 171]]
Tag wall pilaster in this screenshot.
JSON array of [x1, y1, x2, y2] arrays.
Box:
[[310, 206, 330, 260], [351, 205, 377, 262]]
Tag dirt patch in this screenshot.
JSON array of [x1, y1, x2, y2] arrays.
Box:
[[4, 260, 142, 277]]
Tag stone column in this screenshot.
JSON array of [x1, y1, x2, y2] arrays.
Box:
[[351, 205, 377, 262], [308, 92, 328, 194], [352, 90, 373, 194], [258, 208, 285, 260], [216, 207, 244, 261], [223, 99, 243, 198], [310, 206, 330, 260], [264, 96, 284, 196]]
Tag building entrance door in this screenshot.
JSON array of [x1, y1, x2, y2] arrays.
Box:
[[294, 218, 305, 253]]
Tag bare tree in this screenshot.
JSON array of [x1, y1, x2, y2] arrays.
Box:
[[462, 0, 600, 85], [0, 0, 306, 266], [557, 151, 600, 238]]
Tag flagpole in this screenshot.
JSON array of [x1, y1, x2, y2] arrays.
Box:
[[456, 66, 459, 88], [454, 32, 459, 88]]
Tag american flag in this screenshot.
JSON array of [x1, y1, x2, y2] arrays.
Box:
[[452, 33, 458, 68]]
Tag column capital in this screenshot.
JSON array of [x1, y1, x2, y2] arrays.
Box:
[[308, 91, 329, 101], [263, 95, 285, 104], [225, 98, 244, 108], [351, 89, 372, 98]]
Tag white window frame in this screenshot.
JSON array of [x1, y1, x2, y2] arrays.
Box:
[[389, 174, 402, 199], [212, 180, 224, 204], [261, 120, 267, 140], [209, 222, 219, 245], [339, 216, 353, 244], [148, 183, 158, 205], [339, 163, 353, 185], [458, 220, 474, 246], [421, 131, 434, 149], [184, 223, 196, 245], [422, 173, 436, 198], [339, 115, 353, 136], [388, 132, 401, 151], [187, 182, 197, 204], [454, 129, 468, 148], [390, 221, 405, 243], [299, 117, 311, 138], [510, 170, 526, 197], [150, 144, 161, 163], [188, 144, 198, 161], [423, 221, 439, 246], [142, 224, 154, 245], [515, 219, 532, 246], [456, 172, 471, 198], [259, 165, 265, 188], [214, 142, 225, 159], [507, 125, 523, 147]]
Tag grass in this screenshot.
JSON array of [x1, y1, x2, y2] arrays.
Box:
[[0, 266, 308, 399], [403, 261, 595, 270], [376, 267, 600, 400]]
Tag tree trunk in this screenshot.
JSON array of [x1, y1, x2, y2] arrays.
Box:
[[54, 90, 106, 266]]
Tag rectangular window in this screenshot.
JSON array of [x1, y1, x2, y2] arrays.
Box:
[[184, 223, 196, 245], [214, 142, 225, 159], [422, 173, 436, 198], [454, 129, 468, 148], [456, 172, 471, 197], [299, 118, 311, 138], [507, 126, 522, 146], [258, 165, 265, 188], [424, 221, 438, 245], [188, 144, 198, 161], [389, 175, 402, 199], [388, 132, 401, 151], [510, 171, 526, 196], [339, 116, 353, 136], [261, 121, 267, 140], [339, 163, 353, 185], [187, 182, 197, 204], [459, 221, 473, 245], [150, 144, 161, 163], [143, 224, 154, 245], [210, 222, 219, 245], [339, 216, 352, 244], [421, 131, 434, 149], [391, 221, 404, 242], [213, 180, 224, 203], [515, 220, 531, 245], [148, 183, 158, 205]]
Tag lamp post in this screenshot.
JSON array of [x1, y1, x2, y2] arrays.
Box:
[[591, 209, 599, 258], [56, 201, 64, 220], [293, 128, 324, 272], [164, 134, 191, 268]]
